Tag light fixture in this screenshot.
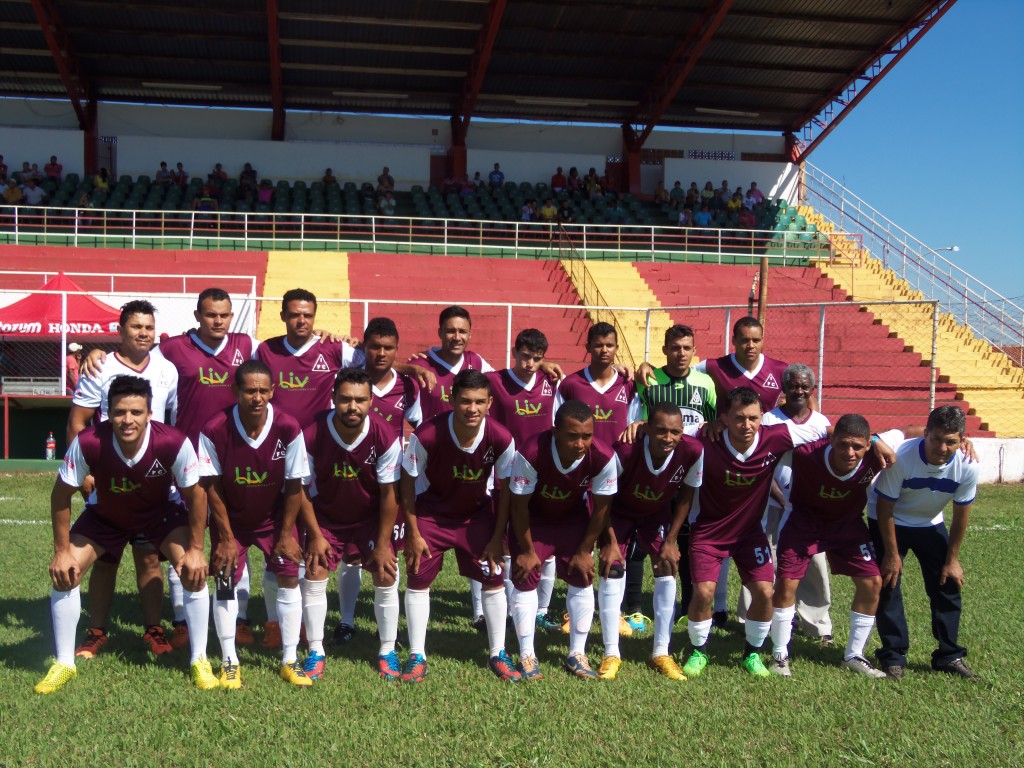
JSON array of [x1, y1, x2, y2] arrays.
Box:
[[514, 97, 590, 108], [694, 106, 760, 118], [936, 246, 960, 253], [332, 91, 409, 99], [141, 82, 223, 92]]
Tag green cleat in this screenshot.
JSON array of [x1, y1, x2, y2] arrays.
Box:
[[681, 648, 709, 678], [741, 652, 770, 678]]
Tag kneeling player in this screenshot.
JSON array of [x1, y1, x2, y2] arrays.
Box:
[[301, 369, 403, 679], [198, 360, 310, 688], [599, 402, 703, 680], [36, 376, 213, 694]]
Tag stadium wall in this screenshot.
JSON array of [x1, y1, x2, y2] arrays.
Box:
[[0, 124, 84, 179]]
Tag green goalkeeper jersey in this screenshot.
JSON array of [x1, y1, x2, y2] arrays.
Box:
[[638, 366, 717, 426]]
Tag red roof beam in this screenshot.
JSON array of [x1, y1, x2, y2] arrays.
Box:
[[267, 0, 285, 141], [451, 0, 507, 146], [29, 0, 94, 130]]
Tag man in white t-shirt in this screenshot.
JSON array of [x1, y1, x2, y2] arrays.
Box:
[[868, 405, 980, 681]]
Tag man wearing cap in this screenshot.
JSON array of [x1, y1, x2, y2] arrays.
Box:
[[66, 343, 83, 395]]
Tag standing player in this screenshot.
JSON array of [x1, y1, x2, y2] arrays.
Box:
[[67, 300, 179, 659], [36, 376, 214, 693], [869, 405, 980, 680], [197, 360, 311, 688], [400, 370, 520, 682], [300, 369, 403, 679], [509, 400, 619, 680], [599, 402, 703, 680]]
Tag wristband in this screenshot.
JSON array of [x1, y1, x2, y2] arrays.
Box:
[[871, 434, 879, 444]]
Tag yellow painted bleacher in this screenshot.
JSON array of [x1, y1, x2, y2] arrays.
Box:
[[256, 251, 351, 340]]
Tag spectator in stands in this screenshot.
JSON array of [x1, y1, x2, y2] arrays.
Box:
[[599, 167, 616, 200], [93, 168, 110, 191], [3, 178, 24, 205], [701, 181, 716, 208], [0, 155, 7, 182], [747, 181, 765, 205], [669, 181, 685, 209], [256, 178, 274, 205], [607, 198, 625, 223], [76, 191, 94, 227], [678, 207, 693, 227], [378, 190, 397, 216], [207, 163, 228, 191], [22, 177, 47, 206], [727, 192, 744, 213], [171, 162, 188, 188], [567, 166, 581, 192], [558, 198, 575, 224], [191, 184, 218, 212], [488, 163, 504, 189], [655, 181, 670, 206], [441, 175, 460, 196], [521, 199, 536, 222], [743, 187, 760, 210], [693, 202, 713, 230], [376, 166, 395, 196], [539, 198, 558, 223], [551, 166, 567, 193], [322, 168, 338, 185], [738, 205, 756, 229], [45, 156, 62, 183], [717, 179, 730, 203], [65, 343, 83, 394], [155, 161, 172, 189], [240, 162, 258, 203], [584, 167, 601, 200], [685, 186, 699, 210], [17, 161, 33, 183], [459, 176, 476, 196], [472, 171, 484, 188]]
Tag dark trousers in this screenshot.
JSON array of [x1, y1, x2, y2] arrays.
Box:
[[868, 518, 967, 668]]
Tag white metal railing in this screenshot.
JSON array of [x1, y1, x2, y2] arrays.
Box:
[[802, 162, 1024, 364], [0, 270, 258, 296]]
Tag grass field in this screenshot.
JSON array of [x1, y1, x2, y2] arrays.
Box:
[[1, 473, 1021, 767]]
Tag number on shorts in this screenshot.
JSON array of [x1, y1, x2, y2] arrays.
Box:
[[753, 546, 772, 566], [393, 523, 405, 542], [859, 543, 875, 562]]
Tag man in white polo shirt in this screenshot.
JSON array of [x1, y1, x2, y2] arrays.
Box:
[[868, 405, 980, 681]]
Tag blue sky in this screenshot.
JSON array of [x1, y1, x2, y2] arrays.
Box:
[[812, 0, 1024, 303]]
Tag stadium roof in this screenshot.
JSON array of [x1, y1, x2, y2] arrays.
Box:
[[1, 0, 955, 157]]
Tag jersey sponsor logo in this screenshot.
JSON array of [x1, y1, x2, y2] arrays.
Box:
[[311, 354, 331, 373], [231, 349, 246, 367], [235, 466, 269, 485], [763, 373, 780, 390], [680, 410, 703, 425], [615, 386, 628, 404], [482, 447, 495, 464], [278, 372, 310, 390], [669, 465, 686, 483], [365, 445, 378, 465], [539, 483, 572, 501], [514, 399, 543, 416], [818, 484, 851, 501], [332, 462, 361, 479], [541, 380, 554, 397], [145, 459, 168, 478], [197, 367, 229, 385], [593, 406, 613, 421], [110, 477, 142, 494], [64, 454, 75, 471], [724, 470, 756, 487], [452, 464, 485, 482], [272, 439, 287, 460], [689, 389, 703, 406], [632, 484, 664, 502]]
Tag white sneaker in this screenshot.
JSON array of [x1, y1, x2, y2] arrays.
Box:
[[768, 654, 792, 678], [841, 655, 887, 679]]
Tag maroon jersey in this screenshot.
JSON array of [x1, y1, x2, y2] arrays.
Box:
[[690, 423, 796, 544], [62, 421, 198, 529], [787, 438, 885, 527], [256, 335, 364, 427], [701, 354, 788, 413], [612, 435, 704, 519], [554, 368, 640, 446], [157, 331, 255, 444], [409, 348, 492, 421], [303, 410, 403, 525], [197, 404, 307, 529], [509, 431, 618, 521], [402, 413, 515, 521], [371, 370, 422, 442], [486, 369, 556, 444]]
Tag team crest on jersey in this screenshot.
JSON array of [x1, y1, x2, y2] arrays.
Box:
[[579, 475, 591, 487], [311, 354, 331, 373], [859, 468, 876, 484], [394, 395, 405, 411], [145, 459, 167, 478], [157, 372, 173, 388], [231, 349, 245, 367], [365, 445, 378, 465], [272, 439, 287, 460], [482, 446, 495, 464], [669, 465, 686, 483], [762, 452, 776, 468], [615, 386, 628, 404], [763, 373, 780, 389], [689, 390, 703, 406], [541, 380, 554, 397]]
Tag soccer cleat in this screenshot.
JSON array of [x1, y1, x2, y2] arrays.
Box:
[[401, 653, 428, 684], [169, 621, 190, 650], [378, 650, 401, 680], [711, 610, 729, 629], [74, 628, 108, 659], [331, 622, 357, 645], [883, 664, 905, 681], [190, 659, 220, 690], [648, 655, 686, 681], [819, 634, 835, 648], [470, 616, 487, 634], [280, 660, 313, 687], [625, 612, 651, 633], [597, 655, 622, 681], [617, 616, 634, 637], [561, 612, 570, 635], [34, 661, 76, 694], [516, 655, 544, 681], [536, 612, 561, 633], [487, 650, 522, 682], [261, 621, 282, 649], [768, 655, 792, 678], [934, 657, 980, 681], [235, 619, 255, 646], [143, 625, 173, 656], [303, 650, 326, 680], [219, 661, 242, 689], [741, 652, 770, 678], [841, 655, 887, 679], [681, 648, 709, 678], [564, 652, 597, 680]]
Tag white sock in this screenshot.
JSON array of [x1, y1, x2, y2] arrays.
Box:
[[745, 618, 772, 651], [481, 587, 508, 657], [301, 578, 329, 656], [652, 575, 676, 658], [845, 611, 876, 661], [537, 557, 556, 614], [374, 581, 400, 655], [566, 584, 595, 656], [770, 605, 796, 658], [277, 585, 302, 664], [687, 617, 712, 649], [598, 575, 626, 657], [51, 586, 81, 667], [166, 564, 186, 623], [183, 586, 210, 664], [236, 562, 250, 621], [503, 556, 514, 615], [512, 588, 539, 658], [713, 559, 730, 612], [405, 588, 430, 657], [262, 571, 279, 622], [469, 578, 483, 619], [213, 596, 239, 663], [337, 561, 362, 627]]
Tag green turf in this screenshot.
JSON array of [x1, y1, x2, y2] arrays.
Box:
[[1, 474, 1021, 766]]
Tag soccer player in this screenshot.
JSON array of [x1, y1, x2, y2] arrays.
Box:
[[36, 376, 214, 694], [300, 368, 404, 679], [67, 300, 179, 659], [599, 402, 703, 680], [198, 360, 310, 688], [509, 400, 619, 680], [400, 370, 519, 682], [693, 316, 788, 412], [869, 405, 980, 680]]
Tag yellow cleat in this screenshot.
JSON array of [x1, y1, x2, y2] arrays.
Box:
[[648, 655, 687, 681], [219, 662, 242, 689], [561, 612, 570, 635], [597, 655, 622, 681], [280, 660, 313, 687], [618, 616, 634, 637], [34, 661, 77, 694], [190, 658, 220, 690]]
